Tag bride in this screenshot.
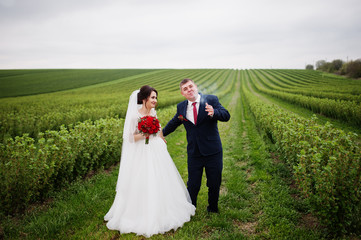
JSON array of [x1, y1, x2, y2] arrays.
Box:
[[104, 85, 195, 238]]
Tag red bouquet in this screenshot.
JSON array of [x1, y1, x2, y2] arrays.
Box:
[[138, 116, 161, 144]]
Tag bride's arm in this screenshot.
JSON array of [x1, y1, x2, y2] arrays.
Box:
[[134, 132, 153, 142], [133, 132, 148, 142]]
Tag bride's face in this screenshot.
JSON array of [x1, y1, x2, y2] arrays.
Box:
[[145, 91, 157, 109]]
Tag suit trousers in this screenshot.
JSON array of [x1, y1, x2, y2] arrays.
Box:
[[187, 151, 223, 212]]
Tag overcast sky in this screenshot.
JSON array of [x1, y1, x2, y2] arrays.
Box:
[[0, 0, 360, 69]]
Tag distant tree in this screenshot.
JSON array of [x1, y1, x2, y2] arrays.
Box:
[[330, 59, 344, 73], [305, 64, 314, 70], [340, 63, 348, 75], [316, 60, 327, 70], [345, 59, 361, 78], [322, 62, 332, 72]]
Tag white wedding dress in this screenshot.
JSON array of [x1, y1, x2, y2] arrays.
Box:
[[104, 90, 195, 238]]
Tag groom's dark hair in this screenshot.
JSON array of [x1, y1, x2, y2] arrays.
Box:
[[180, 78, 194, 89], [137, 85, 158, 104]]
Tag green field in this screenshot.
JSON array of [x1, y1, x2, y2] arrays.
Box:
[[0, 69, 159, 98], [1, 69, 360, 239]]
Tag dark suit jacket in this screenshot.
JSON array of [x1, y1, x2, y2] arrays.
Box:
[[162, 94, 230, 157]]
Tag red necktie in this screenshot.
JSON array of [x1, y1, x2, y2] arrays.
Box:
[[192, 102, 197, 125]]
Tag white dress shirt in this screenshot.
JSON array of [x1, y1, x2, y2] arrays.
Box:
[[186, 94, 200, 125]]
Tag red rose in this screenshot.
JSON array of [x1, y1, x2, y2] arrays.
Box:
[[178, 115, 188, 121]]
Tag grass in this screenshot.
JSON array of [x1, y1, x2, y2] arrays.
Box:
[[1, 78, 326, 239]]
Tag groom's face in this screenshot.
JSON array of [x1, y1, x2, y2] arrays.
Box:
[[181, 81, 198, 102]]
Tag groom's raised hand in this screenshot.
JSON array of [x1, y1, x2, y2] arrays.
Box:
[[205, 103, 214, 117]]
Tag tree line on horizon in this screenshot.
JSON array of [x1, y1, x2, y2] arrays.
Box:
[[305, 58, 361, 78]]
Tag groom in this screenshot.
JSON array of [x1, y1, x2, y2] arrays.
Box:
[[162, 78, 230, 213]]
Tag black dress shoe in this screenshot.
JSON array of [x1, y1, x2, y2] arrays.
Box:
[[207, 206, 219, 213]]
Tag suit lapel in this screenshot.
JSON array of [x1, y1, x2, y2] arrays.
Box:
[[179, 101, 188, 121]]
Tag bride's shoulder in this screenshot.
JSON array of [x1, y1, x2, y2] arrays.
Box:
[[151, 108, 157, 116]]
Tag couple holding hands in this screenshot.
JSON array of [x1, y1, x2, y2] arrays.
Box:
[[104, 78, 230, 238]]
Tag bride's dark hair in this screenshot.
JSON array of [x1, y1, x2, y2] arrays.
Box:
[[137, 85, 158, 104]]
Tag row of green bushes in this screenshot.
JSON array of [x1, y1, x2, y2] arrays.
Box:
[[262, 69, 317, 86], [258, 85, 360, 126], [242, 81, 361, 235], [253, 70, 361, 103], [248, 71, 361, 126], [0, 99, 127, 140], [0, 118, 123, 216]]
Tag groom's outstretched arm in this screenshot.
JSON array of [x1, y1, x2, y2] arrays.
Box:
[[162, 112, 182, 137]]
